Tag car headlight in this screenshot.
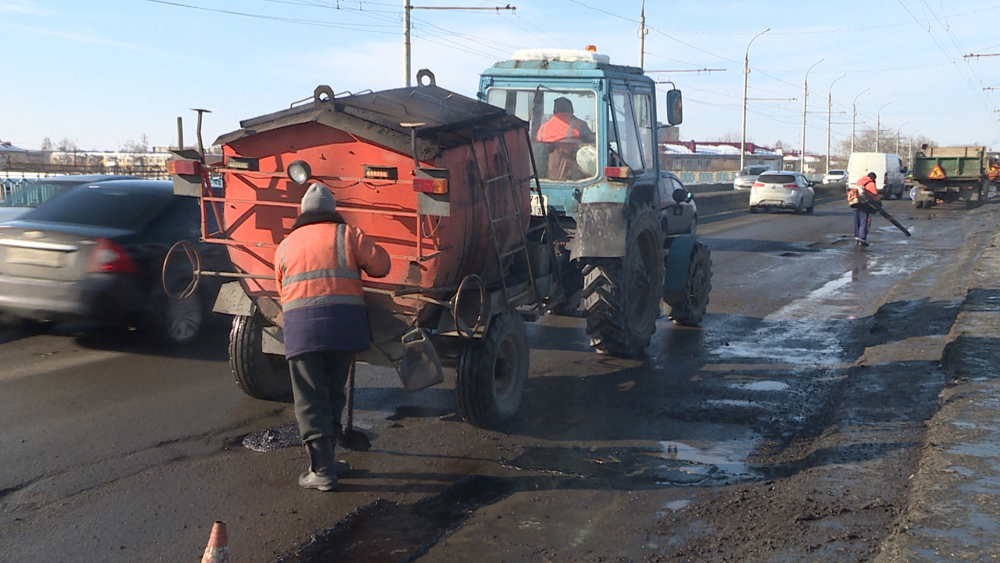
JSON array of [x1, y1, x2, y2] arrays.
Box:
[[288, 160, 312, 185]]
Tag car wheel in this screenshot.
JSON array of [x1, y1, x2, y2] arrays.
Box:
[[749, 205, 758, 214], [144, 288, 203, 346], [806, 199, 815, 214], [687, 214, 698, 235]]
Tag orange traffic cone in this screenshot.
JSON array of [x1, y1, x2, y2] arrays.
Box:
[[201, 521, 231, 563]]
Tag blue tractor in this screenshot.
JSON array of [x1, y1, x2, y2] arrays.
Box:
[[479, 48, 712, 356]]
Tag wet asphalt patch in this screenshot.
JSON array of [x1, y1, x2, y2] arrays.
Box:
[[275, 475, 515, 563]]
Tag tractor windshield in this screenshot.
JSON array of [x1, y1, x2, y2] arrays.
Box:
[[486, 88, 598, 182]]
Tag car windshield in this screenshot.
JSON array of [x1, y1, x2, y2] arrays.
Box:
[[758, 174, 797, 184], [486, 87, 598, 182], [742, 166, 769, 176], [25, 184, 174, 231], [0, 180, 76, 208], [828, 170, 845, 175]]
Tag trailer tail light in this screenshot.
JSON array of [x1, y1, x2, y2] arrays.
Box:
[[604, 166, 632, 180], [167, 159, 200, 176], [86, 238, 138, 274], [364, 165, 398, 181], [413, 177, 448, 194]]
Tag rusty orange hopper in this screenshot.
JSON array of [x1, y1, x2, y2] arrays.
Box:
[[174, 73, 566, 429]]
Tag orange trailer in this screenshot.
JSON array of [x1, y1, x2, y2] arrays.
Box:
[[168, 72, 566, 428]]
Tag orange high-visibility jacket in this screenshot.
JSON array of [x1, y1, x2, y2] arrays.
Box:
[[849, 175, 881, 206], [536, 113, 587, 142], [275, 221, 390, 357]]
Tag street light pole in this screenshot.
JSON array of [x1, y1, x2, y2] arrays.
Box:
[[876, 102, 891, 152], [801, 59, 824, 173], [826, 74, 846, 174], [895, 120, 910, 155], [851, 88, 869, 155], [740, 28, 770, 173], [908, 128, 922, 168]]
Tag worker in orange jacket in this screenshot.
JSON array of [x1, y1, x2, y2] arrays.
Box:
[[850, 171, 881, 247], [275, 183, 390, 491], [536, 97, 595, 179]]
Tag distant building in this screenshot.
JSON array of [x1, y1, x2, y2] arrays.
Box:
[[660, 141, 784, 173]]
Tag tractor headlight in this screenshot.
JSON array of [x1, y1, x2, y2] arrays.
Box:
[[288, 160, 311, 185]]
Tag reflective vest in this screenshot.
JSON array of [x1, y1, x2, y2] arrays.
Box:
[[536, 114, 586, 142], [275, 221, 390, 357]]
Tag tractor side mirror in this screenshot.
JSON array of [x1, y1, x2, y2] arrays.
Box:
[[665, 89, 683, 126]]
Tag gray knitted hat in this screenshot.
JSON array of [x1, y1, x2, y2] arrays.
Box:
[[300, 183, 336, 213]]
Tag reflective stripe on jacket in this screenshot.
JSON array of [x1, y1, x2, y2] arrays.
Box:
[[275, 221, 390, 358], [536, 113, 585, 142]]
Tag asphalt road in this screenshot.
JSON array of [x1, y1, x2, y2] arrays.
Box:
[[1, 195, 997, 561]]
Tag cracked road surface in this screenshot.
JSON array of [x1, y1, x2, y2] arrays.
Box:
[[1, 196, 997, 561]]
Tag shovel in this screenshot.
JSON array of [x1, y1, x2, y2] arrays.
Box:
[[866, 200, 911, 237], [337, 359, 372, 452]]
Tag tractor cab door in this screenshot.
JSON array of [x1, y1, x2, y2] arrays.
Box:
[[607, 82, 659, 206]]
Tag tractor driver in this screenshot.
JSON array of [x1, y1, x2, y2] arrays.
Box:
[[536, 96, 595, 180]]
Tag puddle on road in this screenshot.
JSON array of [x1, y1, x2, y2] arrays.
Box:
[[275, 475, 515, 563], [730, 380, 790, 392], [243, 422, 301, 452], [505, 441, 759, 487]]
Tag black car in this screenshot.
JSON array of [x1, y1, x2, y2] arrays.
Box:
[[0, 179, 227, 344]]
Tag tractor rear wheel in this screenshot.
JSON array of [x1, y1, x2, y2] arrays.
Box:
[[582, 206, 664, 357], [666, 241, 713, 327], [229, 306, 292, 401], [456, 310, 529, 429]]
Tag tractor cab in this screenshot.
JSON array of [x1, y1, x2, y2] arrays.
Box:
[[478, 48, 682, 227]]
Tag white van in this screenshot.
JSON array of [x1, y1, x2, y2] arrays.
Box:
[[847, 152, 906, 199]]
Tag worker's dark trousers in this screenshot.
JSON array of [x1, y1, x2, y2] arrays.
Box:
[[288, 350, 354, 444], [854, 208, 872, 241]]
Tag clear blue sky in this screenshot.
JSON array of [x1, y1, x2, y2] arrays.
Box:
[[3, 0, 999, 154]]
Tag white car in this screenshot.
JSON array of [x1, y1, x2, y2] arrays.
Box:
[[822, 169, 847, 184], [749, 171, 816, 214], [733, 165, 775, 190]]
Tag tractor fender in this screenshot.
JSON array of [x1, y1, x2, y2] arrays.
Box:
[[566, 201, 628, 259], [662, 235, 699, 303]]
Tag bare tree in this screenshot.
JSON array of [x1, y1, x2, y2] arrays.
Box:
[[121, 134, 149, 154], [40, 137, 54, 152], [56, 138, 78, 152]]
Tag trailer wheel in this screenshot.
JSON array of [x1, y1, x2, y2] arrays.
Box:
[[666, 241, 713, 327], [582, 206, 664, 357], [229, 306, 291, 401], [456, 310, 529, 429]]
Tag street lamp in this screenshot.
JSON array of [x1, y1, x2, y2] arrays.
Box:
[[895, 120, 911, 155], [800, 58, 824, 173], [851, 88, 870, 154], [875, 102, 891, 152], [740, 28, 770, 173], [826, 74, 846, 174]]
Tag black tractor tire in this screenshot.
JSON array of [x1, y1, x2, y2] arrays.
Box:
[[667, 241, 713, 327], [456, 310, 529, 429], [582, 206, 664, 357], [229, 306, 292, 401]]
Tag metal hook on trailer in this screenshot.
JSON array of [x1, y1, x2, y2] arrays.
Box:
[[451, 273, 486, 339], [162, 240, 202, 301]]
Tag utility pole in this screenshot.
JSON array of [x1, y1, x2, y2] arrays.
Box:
[[876, 102, 891, 152], [851, 88, 869, 155], [740, 28, 770, 173], [896, 120, 910, 155], [404, 2, 515, 87], [908, 128, 921, 168], [826, 74, 845, 174], [800, 59, 823, 173], [639, 2, 648, 69]]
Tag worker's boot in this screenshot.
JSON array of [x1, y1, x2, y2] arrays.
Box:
[[299, 438, 338, 492]]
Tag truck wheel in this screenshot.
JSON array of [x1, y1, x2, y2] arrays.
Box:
[[456, 310, 529, 429], [915, 200, 925, 209], [229, 306, 291, 401], [582, 206, 664, 356], [667, 241, 712, 326]]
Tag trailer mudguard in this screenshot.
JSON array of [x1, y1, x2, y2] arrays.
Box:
[[566, 201, 628, 259], [662, 234, 698, 304]]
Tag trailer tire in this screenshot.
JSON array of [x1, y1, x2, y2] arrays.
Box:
[[229, 306, 292, 401], [666, 241, 712, 327], [456, 310, 529, 429], [582, 206, 664, 357]]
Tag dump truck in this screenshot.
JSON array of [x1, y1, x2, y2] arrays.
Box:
[[911, 146, 996, 209], [478, 48, 712, 356]]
